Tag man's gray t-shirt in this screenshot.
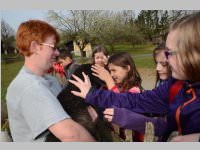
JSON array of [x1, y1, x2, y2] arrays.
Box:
[[6, 66, 70, 142]]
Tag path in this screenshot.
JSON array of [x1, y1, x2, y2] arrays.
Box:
[[138, 68, 156, 90]]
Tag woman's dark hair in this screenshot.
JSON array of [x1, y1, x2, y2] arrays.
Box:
[[108, 52, 142, 92]]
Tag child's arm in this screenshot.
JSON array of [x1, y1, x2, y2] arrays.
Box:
[[104, 107, 167, 137], [69, 73, 171, 114], [91, 64, 115, 90]]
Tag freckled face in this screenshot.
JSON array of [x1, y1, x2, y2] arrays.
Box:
[[39, 35, 59, 71]]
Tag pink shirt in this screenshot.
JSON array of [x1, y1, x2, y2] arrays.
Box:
[[111, 85, 140, 93]]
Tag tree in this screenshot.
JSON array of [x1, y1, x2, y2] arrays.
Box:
[[47, 10, 102, 57], [89, 11, 134, 52], [135, 10, 161, 41], [122, 10, 145, 48], [1, 19, 15, 54], [135, 10, 193, 42]]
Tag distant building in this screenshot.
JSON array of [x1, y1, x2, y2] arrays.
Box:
[[65, 40, 92, 57]]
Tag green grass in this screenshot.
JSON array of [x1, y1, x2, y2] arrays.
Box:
[[134, 57, 155, 69], [106, 44, 155, 55], [106, 44, 155, 69], [1, 61, 23, 130], [1, 61, 24, 103]]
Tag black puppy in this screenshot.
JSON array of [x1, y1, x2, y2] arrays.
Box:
[[46, 64, 114, 142]]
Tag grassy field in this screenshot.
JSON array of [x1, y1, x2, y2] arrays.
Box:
[[1, 44, 155, 130], [106, 44, 155, 55], [135, 57, 155, 69], [1, 61, 24, 102]]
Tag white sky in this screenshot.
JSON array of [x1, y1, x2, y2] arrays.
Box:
[[1, 10, 49, 32]]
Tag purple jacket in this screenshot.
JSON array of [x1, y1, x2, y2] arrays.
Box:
[[86, 77, 200, 140], [112, 107, 167, 138]]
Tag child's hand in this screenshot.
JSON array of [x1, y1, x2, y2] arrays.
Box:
[[69, 72, 91, 99], [92, 64, 115, 89], [103, 108, 114, 122], [91, 64, 110, 81]]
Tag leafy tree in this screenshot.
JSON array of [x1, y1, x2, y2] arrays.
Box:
[[122, 10, 145, 48], [135, 10, 161, 41], [1, 19, 15, 54], [47, 10, 102, 57]]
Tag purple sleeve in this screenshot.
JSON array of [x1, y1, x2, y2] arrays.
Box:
[[112, 107, 167, 137], [85, 78, 174, 114]]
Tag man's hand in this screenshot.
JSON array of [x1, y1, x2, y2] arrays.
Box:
[[69, 72, 91, 99]]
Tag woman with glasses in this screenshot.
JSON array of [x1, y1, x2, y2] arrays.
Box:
[[69, 12, 200, 142], [6, 20, 95, 142]]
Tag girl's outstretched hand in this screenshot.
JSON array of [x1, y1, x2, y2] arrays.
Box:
[[103, 108, 114, 122], [91, 64, 110, 81], [69, 72, 91, 99], [92, 64, 115, 89]]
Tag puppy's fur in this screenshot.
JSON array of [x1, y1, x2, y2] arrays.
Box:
[[46, 64, 114, 142]]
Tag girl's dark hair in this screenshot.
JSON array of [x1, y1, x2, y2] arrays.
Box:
[[108, 52, 142, 92], [92, 45, 109, 63], [153, 43, 171, 87]]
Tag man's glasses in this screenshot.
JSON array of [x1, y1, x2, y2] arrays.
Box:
[[165, 48, 177, 60], [40, 43, 58, 51]]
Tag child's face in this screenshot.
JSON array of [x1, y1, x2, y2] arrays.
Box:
[[166, 31, 186, 80], [94, 52, 107, 67], [59, 57, 72, 67], [155, 50, 169, 80], [108, 63, 130, 84]]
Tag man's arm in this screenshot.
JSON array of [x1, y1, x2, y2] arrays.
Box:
[[49, 118, 95, 142]]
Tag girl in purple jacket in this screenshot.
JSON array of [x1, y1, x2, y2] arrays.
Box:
[[69, 12, 200, 142]]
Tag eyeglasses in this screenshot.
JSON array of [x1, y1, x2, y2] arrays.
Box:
[[165, 48, 177, 60], [40, 43, 58, 51]]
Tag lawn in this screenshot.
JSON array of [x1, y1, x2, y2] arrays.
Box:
[[1, 61, 24, 103], [106, 43, 155, 55], [134, 57, 155, 69], [1, 60, 24, 130]]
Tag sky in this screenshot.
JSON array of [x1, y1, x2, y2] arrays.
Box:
[[1, 10, 49, 32], [1, 10, 141, 32]]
